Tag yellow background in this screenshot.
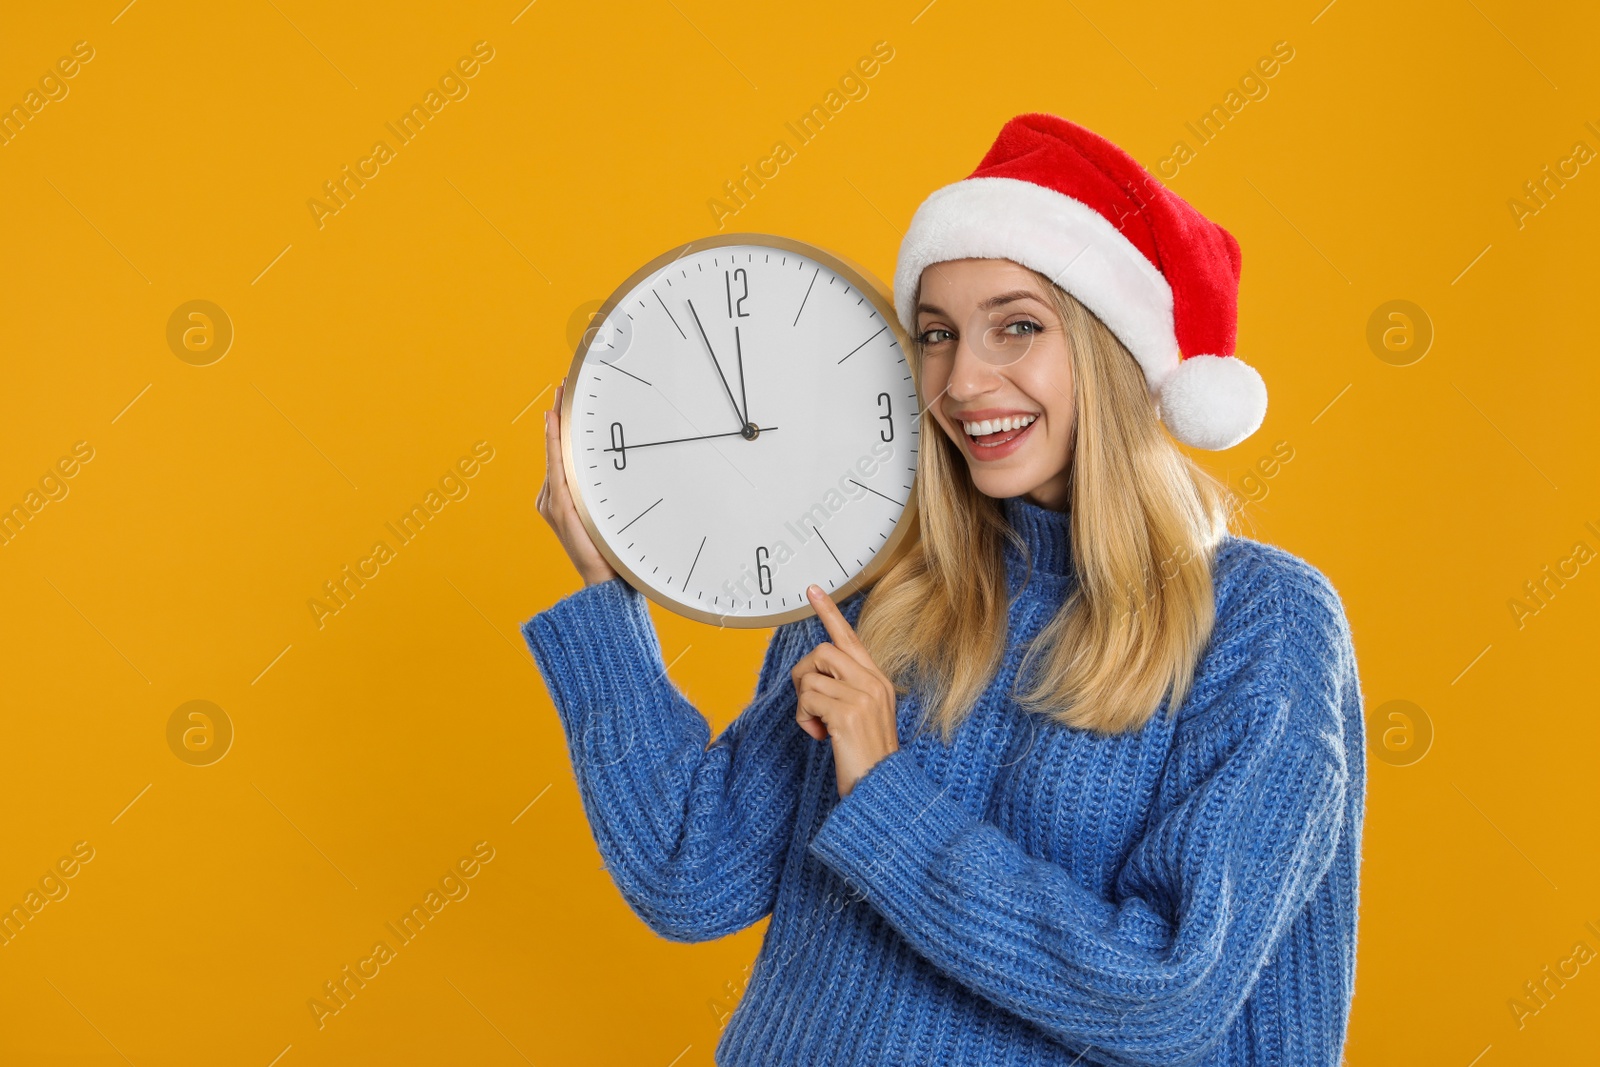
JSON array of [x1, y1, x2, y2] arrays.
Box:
[[2, 0, 1596, 1063]]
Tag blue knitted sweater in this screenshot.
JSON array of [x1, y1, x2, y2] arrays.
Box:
[[522, 495, 1365, 1066]]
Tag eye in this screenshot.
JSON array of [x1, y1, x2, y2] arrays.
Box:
[[916, 327, 955, 346], [1003, 320, 1043, 336]]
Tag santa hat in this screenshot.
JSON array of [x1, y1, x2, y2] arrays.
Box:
[[894, 113, 1267, 451]]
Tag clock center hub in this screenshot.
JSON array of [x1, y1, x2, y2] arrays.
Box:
[[740, 422, 761, 441]]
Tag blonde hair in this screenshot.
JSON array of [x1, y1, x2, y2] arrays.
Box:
[[856, 272, 1237, 741]]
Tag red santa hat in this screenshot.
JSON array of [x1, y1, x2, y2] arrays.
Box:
[[894, 112, 1267, 451]]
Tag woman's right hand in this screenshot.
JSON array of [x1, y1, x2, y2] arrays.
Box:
[[537, 377, 619, 588]]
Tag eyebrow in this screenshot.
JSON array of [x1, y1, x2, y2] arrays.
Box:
[[915, 289, 1047, 317]]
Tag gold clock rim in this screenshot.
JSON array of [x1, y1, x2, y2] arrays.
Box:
[[559, 231, 922, 630]]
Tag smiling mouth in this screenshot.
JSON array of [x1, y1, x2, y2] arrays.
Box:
[[965, 418, 1037, 450]]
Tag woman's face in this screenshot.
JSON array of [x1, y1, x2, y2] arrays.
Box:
[[915, 258, 1076, 511]]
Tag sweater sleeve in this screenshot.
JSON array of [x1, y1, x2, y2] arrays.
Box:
[[521, 577, 815, 943], [807, 567, 1355, 1067]]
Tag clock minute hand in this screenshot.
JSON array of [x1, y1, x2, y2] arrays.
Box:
[[686, 298, 749, 430]]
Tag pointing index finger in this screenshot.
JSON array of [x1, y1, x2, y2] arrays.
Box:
[[807, 584, 866, 661]]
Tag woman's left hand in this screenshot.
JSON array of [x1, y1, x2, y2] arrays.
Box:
[[791, 584, 900, 798]]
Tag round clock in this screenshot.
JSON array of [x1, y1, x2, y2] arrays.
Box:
[[560, 233, 921, 628]]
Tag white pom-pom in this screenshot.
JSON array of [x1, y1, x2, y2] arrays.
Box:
[[1157, 354, 1268, 451]]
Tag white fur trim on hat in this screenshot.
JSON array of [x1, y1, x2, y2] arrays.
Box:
[[1157, 354, 1268, 451], [894, 176, 1182, 386]]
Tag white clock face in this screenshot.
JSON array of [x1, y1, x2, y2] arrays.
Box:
[[564, 238, 920, 626]]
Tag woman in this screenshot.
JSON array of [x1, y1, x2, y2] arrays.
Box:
[[525, 113, 1365, 1066]]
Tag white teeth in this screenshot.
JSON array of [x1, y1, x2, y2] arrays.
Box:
[[961, 414, 1037, 436]]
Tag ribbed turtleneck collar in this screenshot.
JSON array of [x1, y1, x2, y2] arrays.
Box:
[[999, 494, 1074, 581]]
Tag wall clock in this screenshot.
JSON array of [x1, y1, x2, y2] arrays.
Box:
[[560, 233, 921, 628]]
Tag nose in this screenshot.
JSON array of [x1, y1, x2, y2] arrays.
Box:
[[945, 329, 1005, 404]]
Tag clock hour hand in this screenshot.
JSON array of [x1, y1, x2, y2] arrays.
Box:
[[686, 298, 749, 431], [735, 324, 751, 427]]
